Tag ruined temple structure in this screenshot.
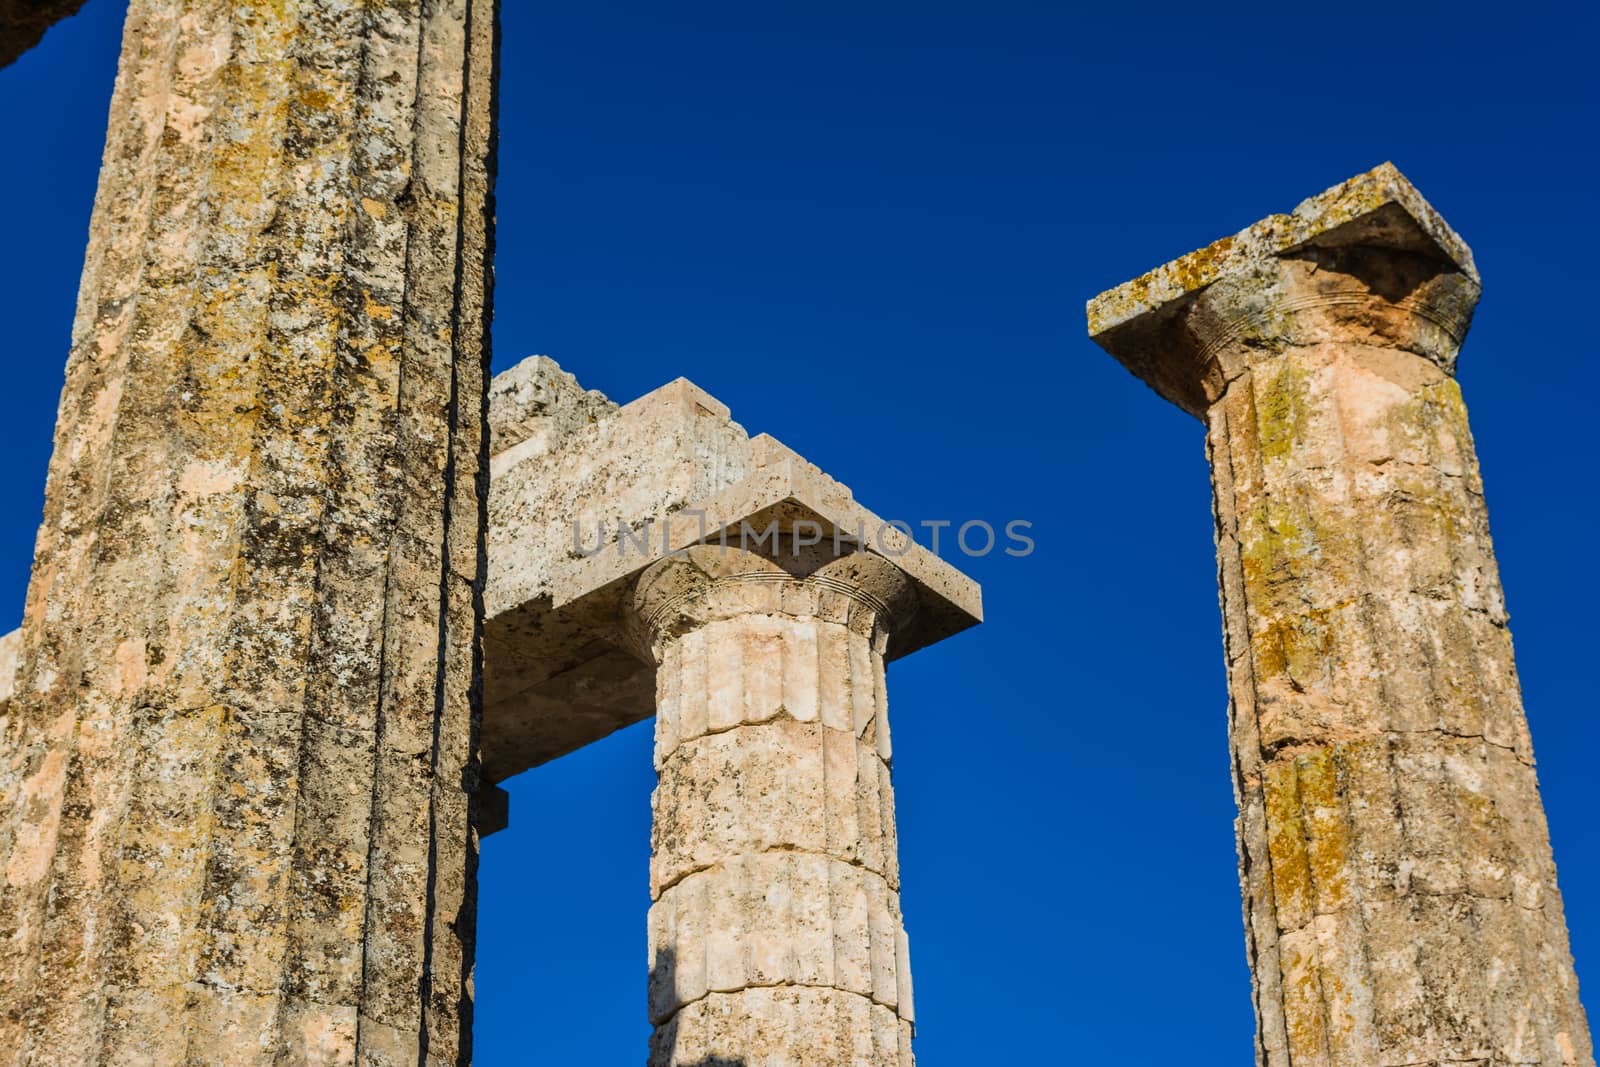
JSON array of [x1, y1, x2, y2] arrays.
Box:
[[483, 362, 979, 1063], [1090, 164, 1593, 1066], [0, 7, 982, 1062], [1, 329, 985, 1065], [0, 4, 1591, 1067]]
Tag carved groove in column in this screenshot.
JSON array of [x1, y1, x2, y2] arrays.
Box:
[[648, 854, 911, 1022]]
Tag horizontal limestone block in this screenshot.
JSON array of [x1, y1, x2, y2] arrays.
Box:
[[1088, 163, 1476, 338], [652, 716, 897, 896], [650, 986, 913, 1067], [648, 853, 912, 1025], [483, 365, 753, 782]]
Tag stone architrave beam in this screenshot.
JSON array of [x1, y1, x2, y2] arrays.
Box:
[[1089, 164, 1592, 1067]]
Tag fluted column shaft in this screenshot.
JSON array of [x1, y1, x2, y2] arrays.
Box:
[[629, 543, 917, 1067], [1199, 248, 1591, 1066], [0, 2, 498, 1064]]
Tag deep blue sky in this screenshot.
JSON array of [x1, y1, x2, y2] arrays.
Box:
[[3, 2, 1597, 1062]]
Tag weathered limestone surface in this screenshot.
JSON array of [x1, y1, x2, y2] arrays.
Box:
[[632, 543, 917, 1067], [1090, 164, 1593, 1067], [0, 2, 499, 1064], [0, 0, 88, 70]]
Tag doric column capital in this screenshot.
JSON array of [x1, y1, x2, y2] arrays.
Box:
[[1087, 163, 1481, 418], [625, 541, 919, 664]]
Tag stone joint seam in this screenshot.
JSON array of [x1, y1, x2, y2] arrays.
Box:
[[653, 844, 901, 899], [653, 979, 912, 1032], [657, 713, 893, 768]]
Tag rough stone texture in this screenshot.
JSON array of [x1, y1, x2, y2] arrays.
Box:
[[1, 358, 983, 832], [0, 0, 88, 70], [630, 543, 919, 1067], [1089, 162, 1479, 419], [481, 363, 981, 784], [1089, 164, 1593, 1067], [487, 354, 615, 460], [0, 630, 19, 703], [0, 1, 499, 1063]]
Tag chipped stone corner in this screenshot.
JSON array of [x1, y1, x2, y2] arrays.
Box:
[[489, 355, 619, 466]]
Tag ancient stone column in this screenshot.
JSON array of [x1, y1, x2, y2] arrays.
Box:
[[1088, 164, 1592, 1066], [629, 541, 917, 1067], [0, 2, 498, 1064]]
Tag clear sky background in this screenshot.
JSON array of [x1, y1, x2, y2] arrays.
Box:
[[2, 2, 1597, 1062]]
